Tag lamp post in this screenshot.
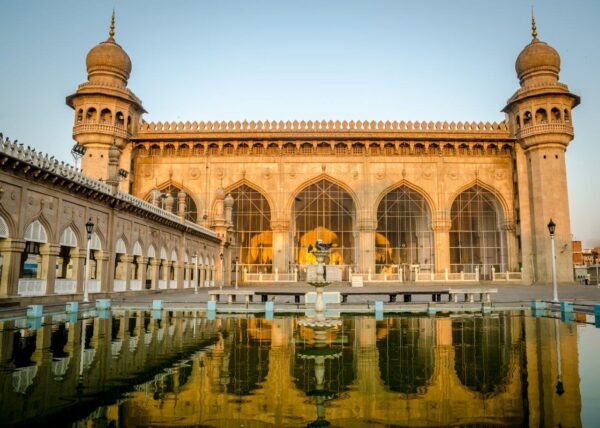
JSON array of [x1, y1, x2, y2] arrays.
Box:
[[83, 218, 94, 303], [193, 251, 199, 295], [548, 219, 559, 303], [220, 252, 224, 290], [235, 257, 239, 290]]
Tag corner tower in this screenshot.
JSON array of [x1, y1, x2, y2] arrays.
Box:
[[66, 11, 145, 191], [503, 13, 580, 284]]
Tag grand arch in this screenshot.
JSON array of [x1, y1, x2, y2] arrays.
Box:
[[291, 178, 357, 269]]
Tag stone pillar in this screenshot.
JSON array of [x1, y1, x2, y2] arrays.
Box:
[[271, 220, 289, 274], [164, 194, 175, 213], [175, 263, 184, 288], [432, 215, 451, 274], [199, 265, 206, 288], [106, 143, 121, 190], [178, 191, 187, 222], [150, 188, 162, 207], [503, 220, 518, 272], [137, 256, 147, 287], [0, 239, 25, 297], [120, 254, 133, 290], [96, 251, 111, 293], [40, 244, 60, 294], [71, 248, 87, 293], [357, 220, 376, 274]]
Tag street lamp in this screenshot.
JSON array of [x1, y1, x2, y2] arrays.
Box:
[[193, 251, 199, 295], [548, 219, 559, 303], [235, 257, 239, 290], [219, 252, 224, 290], [83, 218, 94, 303]]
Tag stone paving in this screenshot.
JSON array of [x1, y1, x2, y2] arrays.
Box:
[[3, 282, 600, 319]]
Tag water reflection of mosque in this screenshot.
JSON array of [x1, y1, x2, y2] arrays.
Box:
[[0, 313, 583, 427]]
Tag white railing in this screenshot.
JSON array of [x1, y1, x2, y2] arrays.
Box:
[[210, 280, 215, 287], [414, 267, 480, 283], [111, 340, 123, 358], [158, 280, 167, 289], [51, 357, 71, 379], [243, 268, 298, 283], [351, 267, 404, 283], [492, 268, 523, 281], [113, 279, 126, 292], [54, 279, 76, 294], [17, 279, 47, 296], [83, 348, 96, 370], [130, 280, 142, 291], [87, 279, 101, 293], [183, 280, 191, 288], [169, 280, 177, 289], [128, 336, 139, 353]]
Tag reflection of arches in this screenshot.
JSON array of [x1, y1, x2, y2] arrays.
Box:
[[291, 178, 357, 265], [228, 183, 273, 268], [449, 185, 508, 276], [375, 186, 434, 271], [452, 315, 513, 397], [377, 318, 434, 394]]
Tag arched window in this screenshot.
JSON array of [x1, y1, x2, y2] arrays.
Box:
[[134, 145, 148, 157], [85, 108, 97, 122], [145, 185, 198, 222], [369, 143, 380, 155], [351, 143, 364, 155], [207, 143, 219, 155], [376, 186, 434, 273], [523, 111, 532, 126], [252, 143, 265, 155], [267, 143, 280, 156], [458, 144, 469, 155], [428, 143, 440, 155], [192, 144, 205, 155], [100, 108, 112, 124], [564, 109, 570, 122], [501, 144, 512, 156], [116, 112, 125, 127], [76, 109, 83, 123], [472, 144, 484, 156], [535, 108, 548, 124], [449, 185, 507, 278], [163, 144, 175, 156], [282, 143, 296, 155], [334, 143, 348, 155], [384, 143, 396, 155], [293, 179, 356, 266], [443, 144, 455, 155], [57, 226, 78, 281], [149, 144, 161, 156], [300, 142, 313, 155], [399, 143, 410, 155], [178, 144, 190, 156], [551, 107, 561, 122], [486, 144, 498, 155], [229, 185, 273, 272], [316, 142, 330, 155], [222, 143, 234, 155], [20, 220, 49, 279], [515, 115, 520, 128], [413, 144, 425, 155], [237, 143, 249, 155]]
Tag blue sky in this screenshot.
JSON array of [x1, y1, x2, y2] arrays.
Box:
[[0, 0, 598, 246]]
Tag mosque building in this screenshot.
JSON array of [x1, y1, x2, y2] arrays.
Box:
[[67, 12, 579, 285]]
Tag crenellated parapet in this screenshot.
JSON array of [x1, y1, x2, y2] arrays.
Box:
[[137, 119, 509, 135]]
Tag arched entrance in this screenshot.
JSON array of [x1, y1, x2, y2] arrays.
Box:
[[449, 185, 507, 279], [292, 179, 356, 280], [375, 186, 434, 277], [229, 185, 273, 273]]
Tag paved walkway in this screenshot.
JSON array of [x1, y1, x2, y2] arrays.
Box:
[[3, 282, 600, 319]]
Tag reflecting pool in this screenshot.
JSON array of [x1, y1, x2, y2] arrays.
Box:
[[0, 310, 596, 427]]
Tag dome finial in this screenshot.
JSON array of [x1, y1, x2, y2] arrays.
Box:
[[108, 9, 116, 39], [531, 7, 538, 41]]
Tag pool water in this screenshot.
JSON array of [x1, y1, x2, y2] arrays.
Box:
[[0, 310, 597, 427]]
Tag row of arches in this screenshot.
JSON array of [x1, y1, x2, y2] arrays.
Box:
[[134, 141, 513, 157], [225, 180, 508, 277], [0, 216, 219, 296], [76, 107, 133, 131], [516, 106, 570, 128]]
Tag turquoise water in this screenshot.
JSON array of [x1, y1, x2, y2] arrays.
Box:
[[0, 310, 597, 427]]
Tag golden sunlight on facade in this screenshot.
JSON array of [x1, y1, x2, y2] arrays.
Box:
[[67, 12, 580, 285]]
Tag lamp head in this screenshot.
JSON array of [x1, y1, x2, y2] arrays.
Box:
[[548, 219, 556, 236], [85, 218, 94, 238]]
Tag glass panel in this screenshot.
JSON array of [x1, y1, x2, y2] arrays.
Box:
[[230, 185, 273, 271], [375, 186, 434, 273], [449, 185, 507, 277], [293, 179, 356, 266]]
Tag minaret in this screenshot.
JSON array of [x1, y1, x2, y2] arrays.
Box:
[[66, 11, 145, 192], [503, 12, 580, 284]]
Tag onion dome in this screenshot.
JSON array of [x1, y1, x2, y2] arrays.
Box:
[[85, 11, 132, 85], [515, 12, 560, 81]]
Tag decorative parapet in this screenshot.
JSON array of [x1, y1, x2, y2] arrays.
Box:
[[0, 137, 216, 239], [73, 123, 131, 140], [514, 123, 573, 140], [137, 119, 509, 135]]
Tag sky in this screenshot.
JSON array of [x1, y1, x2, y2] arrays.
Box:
[[0, 0, 598, 246]]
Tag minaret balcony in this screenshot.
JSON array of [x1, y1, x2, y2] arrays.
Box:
[[514, 122, 573, 140], [73, 123, 131, 140]]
